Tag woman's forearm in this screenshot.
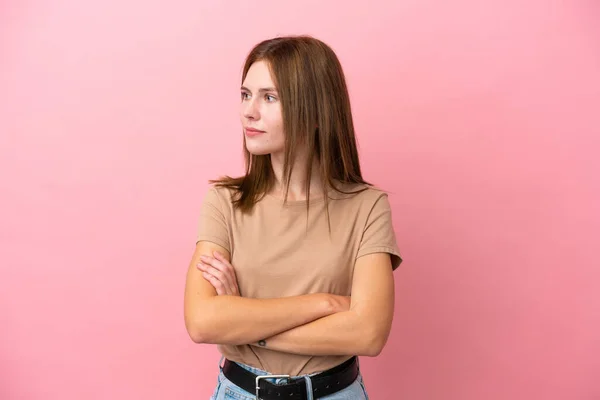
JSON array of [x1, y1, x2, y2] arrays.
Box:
[[248, 310, 384, 357], [189, 293, 336, 345]]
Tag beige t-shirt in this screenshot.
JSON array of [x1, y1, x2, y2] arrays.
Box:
[[195, 182, 402, 376]]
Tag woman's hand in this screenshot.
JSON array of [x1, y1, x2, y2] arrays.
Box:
[[197, 251, 240, 296], [327, 294, 352, 313]]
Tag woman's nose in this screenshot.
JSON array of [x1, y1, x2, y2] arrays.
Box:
[[243, 99, 259, 120]]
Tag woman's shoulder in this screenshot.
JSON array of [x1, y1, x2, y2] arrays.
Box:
[[330, 181, 390, 203], [203, 183, 237, 209], [207, 183, 235, 196]]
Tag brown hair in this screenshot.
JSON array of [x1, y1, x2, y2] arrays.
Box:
[[211, 35, 371, 213]]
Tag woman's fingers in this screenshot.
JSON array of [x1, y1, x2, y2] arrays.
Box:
[[210, 252, 239, 295], [206, 258, 236, 294], [212, 252, 240, 292], [198, 260, 232, 294], [212, 252, 236, 275], [201, 271, 227, 295], [197, 255, 238, 295]]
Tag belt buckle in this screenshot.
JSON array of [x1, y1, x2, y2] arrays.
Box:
[[255, 374, 290, 399]]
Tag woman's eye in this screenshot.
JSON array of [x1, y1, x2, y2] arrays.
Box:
[[241, 92, 250, 100], [265, 94, 277, 102]]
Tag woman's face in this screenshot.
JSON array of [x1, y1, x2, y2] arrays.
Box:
[[240, 60, 285, 156]]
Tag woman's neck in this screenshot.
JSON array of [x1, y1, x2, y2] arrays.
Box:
[[269, 152, 323, 201]]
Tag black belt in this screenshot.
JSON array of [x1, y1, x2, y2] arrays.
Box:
[[221, 356, 359, 400]]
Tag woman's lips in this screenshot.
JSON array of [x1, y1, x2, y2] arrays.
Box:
[[244, 128, 265, 137]]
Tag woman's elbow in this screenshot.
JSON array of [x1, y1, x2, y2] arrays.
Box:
[[185, 318, 207, 343], [185, 312, 217, 344], [360, 338, 384, 357], [360, 328, 390, 357]]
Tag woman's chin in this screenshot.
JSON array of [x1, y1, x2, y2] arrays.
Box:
[[245, 144, 278, 156]]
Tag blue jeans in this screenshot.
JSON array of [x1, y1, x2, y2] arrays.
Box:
[[209, 356, 369, 400]]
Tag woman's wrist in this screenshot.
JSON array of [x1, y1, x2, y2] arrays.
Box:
[[314, 293, 350, 316]]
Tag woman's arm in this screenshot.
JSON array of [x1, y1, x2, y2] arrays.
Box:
[[184, 241, 348, 345], [248, 253, 395, 357]]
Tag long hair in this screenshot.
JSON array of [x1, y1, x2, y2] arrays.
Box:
[[211, 35, 371, 214]]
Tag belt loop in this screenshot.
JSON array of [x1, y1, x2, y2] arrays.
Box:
[[303, 376, 314, 400]]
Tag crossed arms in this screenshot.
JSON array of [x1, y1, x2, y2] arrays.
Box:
[[183, 241, 395, 357]]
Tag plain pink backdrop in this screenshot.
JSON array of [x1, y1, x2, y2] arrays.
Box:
[[1, 1, 599, 399]]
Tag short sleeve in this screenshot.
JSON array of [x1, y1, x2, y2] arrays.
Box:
[[356, 193, 403, 270], [195, 187, 231, 252]]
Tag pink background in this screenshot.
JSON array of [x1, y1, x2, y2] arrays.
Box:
[[1, 1, 599, 399]]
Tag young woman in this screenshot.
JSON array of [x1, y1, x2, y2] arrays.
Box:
[[184, 35, 402, 400]]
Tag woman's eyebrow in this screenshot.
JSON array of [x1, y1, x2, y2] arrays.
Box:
[[241, 86, 278, 93]]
